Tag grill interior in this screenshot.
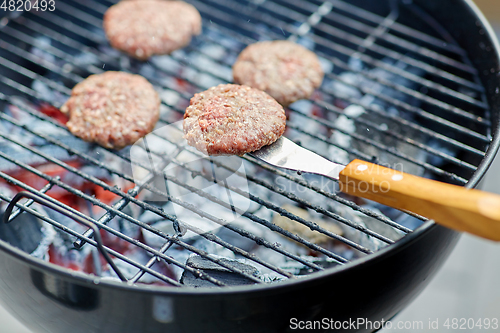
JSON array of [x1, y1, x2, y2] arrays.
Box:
[[0, 0, 492, 287]]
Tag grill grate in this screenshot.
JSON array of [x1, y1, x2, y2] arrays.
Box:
[[0, 0, 491, 287]]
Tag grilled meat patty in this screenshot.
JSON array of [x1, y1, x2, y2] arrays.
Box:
[[233, 40, 324, 106], [61, 71, 160, 150], [103, 0, 201, 60], [183, 84, 286, 156]]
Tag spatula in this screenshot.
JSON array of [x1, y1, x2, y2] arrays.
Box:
[[249, 137, 500, 241]]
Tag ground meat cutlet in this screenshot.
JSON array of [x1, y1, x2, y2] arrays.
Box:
[[233, 40, 324, 106], [183, 84, 286, 156], [103, 0, 201, 60], [61, 71, 160, 150]]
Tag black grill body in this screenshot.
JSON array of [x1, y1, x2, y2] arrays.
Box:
[[0, 224, 459, 333], [0, 0, 499, 332]]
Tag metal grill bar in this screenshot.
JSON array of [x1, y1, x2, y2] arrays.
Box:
[[326, 0, 467, 56], [0, 24, 101, 75], [4, 98, 358, 266], [59, 0, 481, 194], [0, 2, 480, 197], [124, 32, 480, 176], [291, 102, 477, 171], [0, 56, 72, 96], [6, 191, 128, 281], [6, 179, 57, 222], [56, 1, 105, 28], [183, 22, 490, 145], [319, 13, 477, 76], [129, 241, 174, 284], [189, 0, 490, 127], [183, 53, 485, 167], [264, 0, 484, 92], [287, 120, 467, 183], [0, 3, 476, 220], [12, 10, 489, 159], [0, 22, 473, 185], [319, 58, 489, 126], [0, 153, 281, 285], [0, 82, 379, 259], [0, 64, 413, 240], [321, 12, 476, 76], [0, 159, 237, 286], [0, 100, 322, 282], [150, 67, 471, 183], [0, 192, 187, 286], [314, 32, 486, 107], [129, 139, 391, 247], [154, 139, 413, 234], [74, 0, 485, 107], [14, 7, 477, 184], [166, 8, 491, 144], [189, 22, 491, 152], [0, 38, 84, 84], [2, 107, 362, 263], [0, 102, 329, 275], [0, 0, 491, 287]]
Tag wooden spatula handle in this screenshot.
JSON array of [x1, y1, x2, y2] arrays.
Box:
[[338, 159, 500, 241]]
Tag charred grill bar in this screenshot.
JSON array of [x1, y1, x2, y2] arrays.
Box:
[[0, 0, 491, 289]]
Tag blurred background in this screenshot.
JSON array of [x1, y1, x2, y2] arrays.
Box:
[[0, 0, 499, 332]]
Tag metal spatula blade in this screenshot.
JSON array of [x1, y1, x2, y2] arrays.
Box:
[[249, 136, 500, 242], [249, 137, 345, 179]]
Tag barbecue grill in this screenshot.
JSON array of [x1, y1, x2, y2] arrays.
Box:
[[0, 0, 498, 332]]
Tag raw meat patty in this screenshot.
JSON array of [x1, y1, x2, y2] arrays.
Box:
[[61, 71, 160, 150], [233, 40, 324, 106], [103, 0, 202, 60], [183, 84, 286, 156]]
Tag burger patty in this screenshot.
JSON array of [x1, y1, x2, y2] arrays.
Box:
[[61, 71, 160, 150], [233, 40, 324, 106], [183, 84, 286, 156], [103, 0, 202, 60]]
